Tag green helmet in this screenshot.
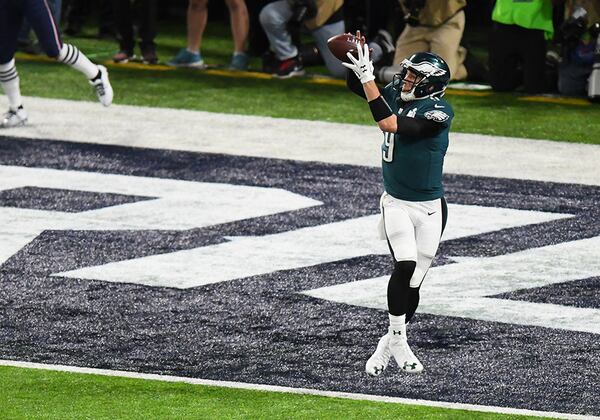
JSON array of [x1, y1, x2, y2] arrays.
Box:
[[393, 52, 451, 101]]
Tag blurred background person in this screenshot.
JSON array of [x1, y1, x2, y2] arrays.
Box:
[[557, 1, 600, 96], [63, 0, 116, 39], [167, 0, 250, 71], [246, 0, 272, 57], [259, 0, 345, 78], [342, 0, 399, 65], [377, 0, 477, 84], [488, 0, 554, 94], [112, 0, 159, 64]]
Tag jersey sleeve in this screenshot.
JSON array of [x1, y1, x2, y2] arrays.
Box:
[[382, 83, 397, 107], [415, 99, 454, 128], [346, 70, 367, 99]]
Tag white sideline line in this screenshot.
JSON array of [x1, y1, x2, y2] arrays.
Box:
[[0, 360, 597, 420], [1, 96, 599, 187]]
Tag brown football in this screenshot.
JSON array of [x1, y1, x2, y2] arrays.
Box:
[[327, 33, 365, 63]]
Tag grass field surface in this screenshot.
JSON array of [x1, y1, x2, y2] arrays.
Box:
[[0, 366, 550, 420]]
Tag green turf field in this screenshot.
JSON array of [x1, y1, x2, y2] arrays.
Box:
[[0, 366, 550, 420], [11, 24, 600, 145]]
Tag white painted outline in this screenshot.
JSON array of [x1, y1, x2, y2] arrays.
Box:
[[1, 97, 599, 186], [0, 360, 596, 420]]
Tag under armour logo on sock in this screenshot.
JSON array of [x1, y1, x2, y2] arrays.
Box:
[[392, 330, 403, 335]]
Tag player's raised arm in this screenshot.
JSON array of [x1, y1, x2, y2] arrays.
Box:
[[344, 43, 446, 138], [343, 42, 398, 134]]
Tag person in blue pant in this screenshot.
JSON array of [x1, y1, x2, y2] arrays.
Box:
[[0, 0, 113, 128], [17, 0, 62, 55]]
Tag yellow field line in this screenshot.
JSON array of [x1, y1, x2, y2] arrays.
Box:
[[14, 52, 595, 106], [307, 77, 345, 87], [446, 89, 492, 97], [204, 68, 272, 79], [106, 61, 175, 71], [14, 52, 55, 63], [519, 95, 592, 106]]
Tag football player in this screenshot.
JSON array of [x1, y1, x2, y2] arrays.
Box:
[[343, 35, 452, 376], [0, 0, 113, 128]]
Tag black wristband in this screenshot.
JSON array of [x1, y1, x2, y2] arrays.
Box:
[[368, 96, 393, 122]]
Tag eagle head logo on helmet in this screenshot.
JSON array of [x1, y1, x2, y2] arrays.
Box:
[[392, 52, 451, 102]]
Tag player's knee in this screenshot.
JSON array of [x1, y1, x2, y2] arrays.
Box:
[[259, 4, 283, 29], [409, 266, 426, 288], [225, 0, 244, 11], [393, 260, 416, 281], [394, 260, 416, 274], [189, 0, 207, 11], [259, 7, 271, 27], [409, 253, 434, 287]]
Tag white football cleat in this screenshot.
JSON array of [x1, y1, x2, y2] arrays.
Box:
[[365, 333, 391, 377], [0, 107, 28, 128], [388, 329, 423, 373], [90, 65, 113, 107]]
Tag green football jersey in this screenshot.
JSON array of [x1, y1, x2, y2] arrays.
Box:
[[381, 85, 453, 202]]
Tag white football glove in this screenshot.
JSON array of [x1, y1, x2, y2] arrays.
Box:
[[342, 42, 375, 84]]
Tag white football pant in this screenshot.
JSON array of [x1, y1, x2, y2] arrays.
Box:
[[378, 192, 445, 288]]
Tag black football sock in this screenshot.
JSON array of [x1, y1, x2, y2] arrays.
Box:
[[387, 260, 417, 316], [405, 286, 420, 323]]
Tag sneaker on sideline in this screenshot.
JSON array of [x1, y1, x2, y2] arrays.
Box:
[[142, 48, 159, 65], [167, 48, 205, 68], [273, 56, 305, 78], [113, 50, 135, 64], [229, 52, 249, 71]]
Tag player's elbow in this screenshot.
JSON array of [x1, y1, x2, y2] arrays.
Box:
[[378, 118, 397, 133]]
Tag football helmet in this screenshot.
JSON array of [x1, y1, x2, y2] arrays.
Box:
[[393, 52, 450, 102]]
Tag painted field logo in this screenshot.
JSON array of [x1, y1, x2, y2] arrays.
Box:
[[1, 157, 599, 334], [1, 136, 600, 415]]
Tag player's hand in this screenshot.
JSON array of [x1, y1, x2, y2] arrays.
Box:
[[355, 30, 366, 46], [342, 42, 375, 84]]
